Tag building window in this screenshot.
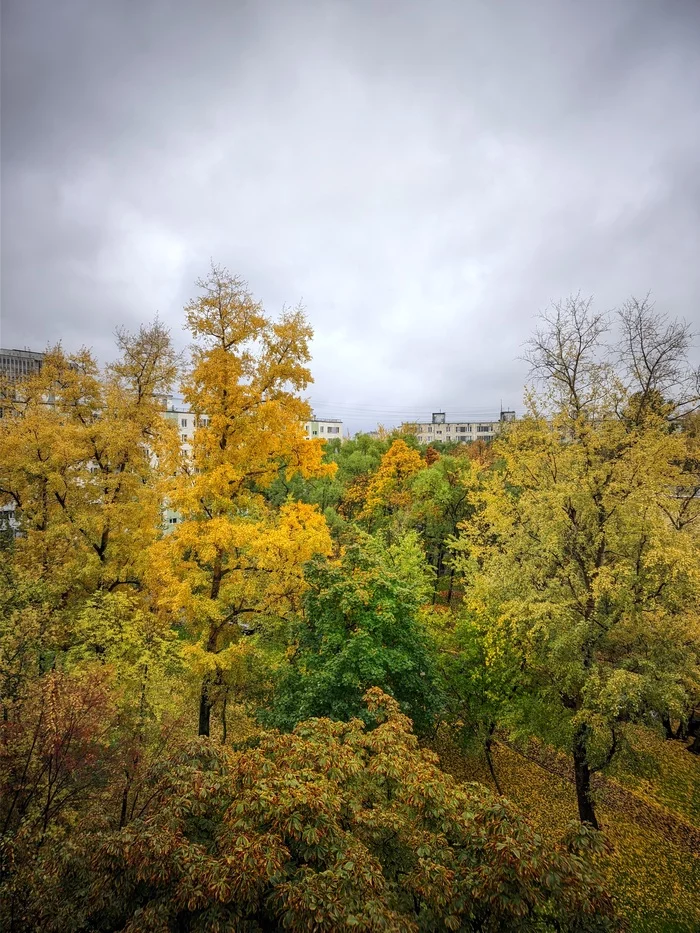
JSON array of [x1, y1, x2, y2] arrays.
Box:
[[168, 517, 178, 524], [320, 426, 324, 432], [181, 433, 188, 442], [181, 418, 188, 427]]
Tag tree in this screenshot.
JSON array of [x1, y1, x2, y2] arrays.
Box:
[[148, 265, 334, 737], [409, 454, 476, 604], [267, 531, 441, 733], [0, 323, 179, 601], [359, 439, 424, 527], [454, 297, 700, 827], [6, 690, 615, 933]]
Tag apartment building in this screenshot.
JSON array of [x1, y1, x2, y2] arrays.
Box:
[[410, 410, 515, 445], [0, 350, 46, 534], [0, 348, 44, 382], [304, 416, 343, 440]]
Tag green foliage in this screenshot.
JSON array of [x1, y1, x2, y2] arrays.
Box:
[[267, 531, 442, 733]]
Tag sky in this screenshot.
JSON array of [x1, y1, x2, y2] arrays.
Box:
[[2, 0, 700, 434]]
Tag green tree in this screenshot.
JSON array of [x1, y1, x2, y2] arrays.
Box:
[[409, 454, 476, 604], [268, 531, 442, 733]]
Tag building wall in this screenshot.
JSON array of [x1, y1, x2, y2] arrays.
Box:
[[413, 421, 500, 443], [410, 411, 515, 445], [0, 348, 44, 382], [304, 418, 343, 439]]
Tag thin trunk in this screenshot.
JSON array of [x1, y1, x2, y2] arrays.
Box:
[[221, 687, 229, 743], [572, 723, 599, 829], [484, 724, 502, 794], [198, 619, 220, 738], [198, 678, 212, 737], [119, 774, 130, 829]]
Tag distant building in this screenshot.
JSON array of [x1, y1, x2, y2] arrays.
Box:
[[304, 416, 343, 440], [0, 350, 46, 535], [0, 348, 44, 381], [409, 410, 516, 445]]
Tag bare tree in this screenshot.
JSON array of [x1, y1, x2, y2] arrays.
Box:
[[523, 295, 612, 419], [616, 296, 700, 421]]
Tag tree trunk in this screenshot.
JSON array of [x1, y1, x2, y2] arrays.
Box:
[[198, 621, 220, 737], [572, 723, 599, 829], [221, 685, 229, 743], [446, 566, 455, 608], [198, 677, 212, 737], [484, 723, 502, 795], [687, 710, 700, 755]]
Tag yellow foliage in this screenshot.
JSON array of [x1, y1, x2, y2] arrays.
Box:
[[148, 266, 335, 733], [361, 439, 424, 518]]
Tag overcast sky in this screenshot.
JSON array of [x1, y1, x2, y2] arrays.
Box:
[[2, 0, 699, 433]]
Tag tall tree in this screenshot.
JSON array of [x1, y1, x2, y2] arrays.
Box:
[[454, 297, 700, 827], [148, 265, 334, 737]]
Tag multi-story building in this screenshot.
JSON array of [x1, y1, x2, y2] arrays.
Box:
[[0, 348, 44, 382], [304, 416, 343, 440], [0, 350, 46, 534], [409, 410, 516, 445]]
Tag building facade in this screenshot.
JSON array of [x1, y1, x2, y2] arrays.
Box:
[[409, 410, 515, 445], [0, 348, 44, 382], [304, 416, 343, 440]]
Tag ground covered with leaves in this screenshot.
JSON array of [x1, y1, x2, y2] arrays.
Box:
[[431, 728, 700, 933]]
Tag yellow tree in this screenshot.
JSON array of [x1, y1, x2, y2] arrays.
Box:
[[0, 323, 179, 600], [360, 438, 424, 525], [148, 265, 334, 736], [454, 297, 700, 827]]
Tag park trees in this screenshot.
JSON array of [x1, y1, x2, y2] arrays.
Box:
[[453, 297, 700, 827]]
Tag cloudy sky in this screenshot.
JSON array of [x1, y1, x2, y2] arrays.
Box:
[[2, 0, 699, 433]]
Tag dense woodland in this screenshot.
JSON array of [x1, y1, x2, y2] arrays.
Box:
[[1, 267, 699, 932]]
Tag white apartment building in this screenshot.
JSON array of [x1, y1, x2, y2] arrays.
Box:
[[410, 411, 515, 445], [304, 416, 343, 440]]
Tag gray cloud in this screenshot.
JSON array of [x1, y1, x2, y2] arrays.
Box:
[[2, 0, 699, 433]]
